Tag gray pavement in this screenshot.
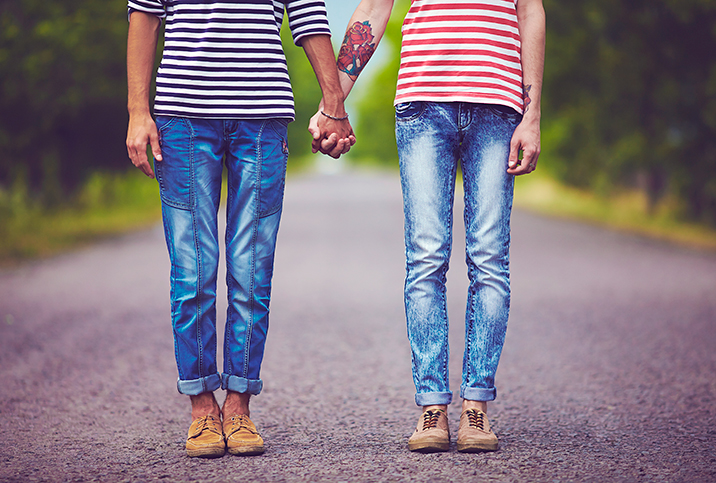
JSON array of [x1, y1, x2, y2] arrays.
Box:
[[0, 170, 715, 482]]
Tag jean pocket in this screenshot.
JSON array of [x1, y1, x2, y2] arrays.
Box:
[[485, 104, 522, 124], [258, 120, 288, 218], [155, 115, 176, 132], [155, 118, 195, 210], [395, 102, 425, 122]]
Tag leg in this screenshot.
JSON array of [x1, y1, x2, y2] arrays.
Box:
[[457, 103, 521, 452], [220, 119, 289, 456], [396, 102, 460, 453], [156, 116, 224, 397], [221, 118, 289, 397], [396, 101, 460, 408], [156, 116, 226, 457], [459, 103, 519, 404]]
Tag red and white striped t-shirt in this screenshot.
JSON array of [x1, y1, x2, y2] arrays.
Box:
[[395, 0, 524, 113]]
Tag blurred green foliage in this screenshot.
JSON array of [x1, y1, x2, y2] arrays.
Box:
[[2, 0, 716, 230], [542, 0, 716, 224], [351, 0, 716, 226], [0, 0, 130, 204]]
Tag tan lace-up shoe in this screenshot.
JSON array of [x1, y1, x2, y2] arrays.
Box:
[[185, 414, 225, 458], [457, 408, 498, 452], [408, 409, 450, 452], [223, 414, 265, 456]]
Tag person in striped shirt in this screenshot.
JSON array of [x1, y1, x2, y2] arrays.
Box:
[[125, 0, 354, 458], [313, 0, 545, 453]]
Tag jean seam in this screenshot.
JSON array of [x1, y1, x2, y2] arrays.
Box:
[[185, 121, 206, 381], [224, 121, 234, 377], [243, 120, 267, 378]]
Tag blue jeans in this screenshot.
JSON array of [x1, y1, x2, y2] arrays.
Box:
[[395, 102, 521, 407], [155, 116, 289, 396]]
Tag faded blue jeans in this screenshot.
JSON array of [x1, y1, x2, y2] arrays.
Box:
[[395, 102, 521, 407], [155, 116, 289, 396]]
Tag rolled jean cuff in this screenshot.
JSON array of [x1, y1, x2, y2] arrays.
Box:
[[221, 373, 263, 395], [461, 386, 497, 402], [415, 391, 453, 407], [176, 373, 222, 396]]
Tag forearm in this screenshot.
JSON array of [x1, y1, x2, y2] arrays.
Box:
[[127, 11, 161, 117], [336, 0, 395, 98], [517, 0, 545, 123], [302, 34, 347, 117]]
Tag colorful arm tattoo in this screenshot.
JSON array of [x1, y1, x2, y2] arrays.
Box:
[[337, 21, 376, 81], [523, 84, 532, 114]]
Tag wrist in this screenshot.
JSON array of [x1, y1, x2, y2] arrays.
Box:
[[321, 92, 347, 118]]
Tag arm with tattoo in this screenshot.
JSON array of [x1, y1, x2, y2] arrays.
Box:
[[309, 0, 395, 155], [338, 21, 377, 81]]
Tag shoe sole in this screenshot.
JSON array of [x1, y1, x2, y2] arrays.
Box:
[[227, 445, 265, 456], [186, 447, 226, 458], [408, 441, 450, 453], [456, 442, 498, 453]]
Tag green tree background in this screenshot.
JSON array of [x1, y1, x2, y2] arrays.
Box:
[[1, 0, 716, 227]]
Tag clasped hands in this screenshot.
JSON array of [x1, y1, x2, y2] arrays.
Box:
[[308, 108, 356, 159]]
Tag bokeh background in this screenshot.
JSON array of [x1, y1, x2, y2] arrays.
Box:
[[1, 0, 716, 262]]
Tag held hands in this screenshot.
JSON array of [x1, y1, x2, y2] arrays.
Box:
[[507, 117, 541, 176], [308, 105, 356, 159], [126, 112, 162, 179]]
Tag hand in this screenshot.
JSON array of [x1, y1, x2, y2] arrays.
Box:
[[126, 112, 162, 178], [308, 110, 356, 159], [507, 117, 540, 176]]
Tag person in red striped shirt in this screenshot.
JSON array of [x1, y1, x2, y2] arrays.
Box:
[[313, 0, 544, 453]]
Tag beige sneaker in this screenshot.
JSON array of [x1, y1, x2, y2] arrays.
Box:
[[457, 408, 498, 452], [408, 409, 450, 452], [185, 414, 225, 458], [223, 414, 265, 456]]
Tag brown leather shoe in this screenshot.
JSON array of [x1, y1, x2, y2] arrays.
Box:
[[223, 414, 265, 456], [408, 409, 450, 452], [186, 414, 225, 458], [457, 408, 498, 452]]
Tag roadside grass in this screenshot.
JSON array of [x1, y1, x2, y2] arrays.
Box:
[[514, 170, 716, 251], [0, 170, 161, 265], [1, 162, 715, 267]]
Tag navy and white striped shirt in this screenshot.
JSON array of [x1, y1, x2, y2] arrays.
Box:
[[128, 0, 332, 119]]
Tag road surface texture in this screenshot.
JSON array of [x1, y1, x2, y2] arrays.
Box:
[[1, 171, 715, 482]]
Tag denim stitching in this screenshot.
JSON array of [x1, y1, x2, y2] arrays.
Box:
[[243, 120, 268, 379], [183, 119, 206, 381], [224, 120, 234, 377]]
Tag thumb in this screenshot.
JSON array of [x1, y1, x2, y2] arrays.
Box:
[[308, 113, 320, 140], [150, 132, 163, 161], [508, 140, 520, 169]]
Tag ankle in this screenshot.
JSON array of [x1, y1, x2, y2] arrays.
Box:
[[190, 392, 221, 421], [222, 390, 251, 417], [422, 404, 448, 413], [462, 400, 487, 413]]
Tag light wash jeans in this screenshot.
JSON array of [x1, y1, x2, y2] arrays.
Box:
[[155, 116, 289, 396], [395, 102, 521, 407]]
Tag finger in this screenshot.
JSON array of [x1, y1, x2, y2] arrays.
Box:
[[150, 132, 162, 162], [320, 133, 339, 153], [348, 134, 356, 146], [507, 140, 521, 169], [329, 139, 346, 158]]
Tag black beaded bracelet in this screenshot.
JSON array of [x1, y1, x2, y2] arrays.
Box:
[[320, 110, 349, 121]]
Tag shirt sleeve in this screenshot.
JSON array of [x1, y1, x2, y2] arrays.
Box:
[[284, 0, 332, 46], [128, 0, 167, 20]]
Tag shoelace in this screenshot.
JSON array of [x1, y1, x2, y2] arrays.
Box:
[[421, 410, 444, 430], [193, 415, 221, 435], [227, 415, 257, 434], [465, 409, 486, 431]]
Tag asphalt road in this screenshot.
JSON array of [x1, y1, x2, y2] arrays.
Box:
[[1, 171, 715, 482]]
